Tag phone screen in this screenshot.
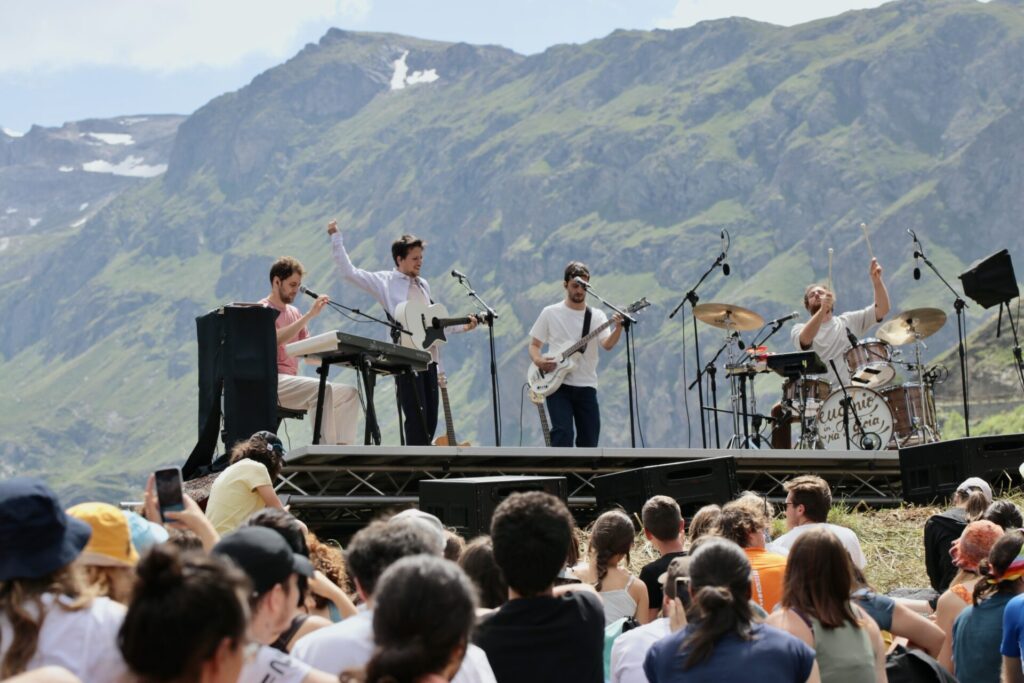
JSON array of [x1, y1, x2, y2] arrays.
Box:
[[675, 577, 692, 610], [154, 468, 184, 522]]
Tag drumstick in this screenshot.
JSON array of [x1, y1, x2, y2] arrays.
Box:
[[860, 222, 875, 260], [827, 247, 834, 291]]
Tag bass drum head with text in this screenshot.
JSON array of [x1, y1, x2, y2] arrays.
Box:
[[815, 386, 894, 451]]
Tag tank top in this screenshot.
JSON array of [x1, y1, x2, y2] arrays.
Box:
[[795, 607, 876, 683], [600, 574, 638, 625]]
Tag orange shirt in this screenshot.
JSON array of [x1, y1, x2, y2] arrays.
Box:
[[746, 547, 787, 612]]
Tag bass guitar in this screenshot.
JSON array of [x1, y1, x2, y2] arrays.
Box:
[[526, 298, 650, 398], [394, 300, 483, 351]]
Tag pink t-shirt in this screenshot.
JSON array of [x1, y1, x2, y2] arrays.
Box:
[[259, 298, 307, 375]]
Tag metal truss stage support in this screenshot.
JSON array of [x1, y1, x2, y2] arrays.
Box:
[[278, 445, 902, 535]]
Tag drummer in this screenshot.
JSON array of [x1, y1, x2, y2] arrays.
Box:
[[792, 258, 891, 387]]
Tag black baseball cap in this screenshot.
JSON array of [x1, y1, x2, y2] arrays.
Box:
[[213, 526, 313, 595]]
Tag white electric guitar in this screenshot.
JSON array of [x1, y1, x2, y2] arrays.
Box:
[[526, 298, 650, 397], [394, 300, 484, 351]]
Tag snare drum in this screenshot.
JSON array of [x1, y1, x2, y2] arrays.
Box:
[[814, 386, 895, 451], [781, 377, 832, 415], [880, 382, 939, 447], [844, 338, 895, 389]]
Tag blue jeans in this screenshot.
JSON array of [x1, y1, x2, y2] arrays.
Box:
[[546, 384, 600, 448]]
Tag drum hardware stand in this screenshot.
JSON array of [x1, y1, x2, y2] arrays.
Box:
[[912, 230, 971, 435], [828, 360, 882, 450], [693, 329, 737, 448], [793, 369, 823, 450], [669, 247, 730, 448], [997, 300, 1024, 397], [908, 331, 940, 446]]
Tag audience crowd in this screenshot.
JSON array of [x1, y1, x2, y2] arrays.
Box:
[[4, 430, 1024, 683]]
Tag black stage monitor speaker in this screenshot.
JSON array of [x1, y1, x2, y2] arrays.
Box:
[[419, 475, 569, 538], [959, 249, 1019, 309], [900, 434, 1024, 504], [594, 456, 738, 523]]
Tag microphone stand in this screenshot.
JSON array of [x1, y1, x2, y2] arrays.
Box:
[[693, 333, 736, 448], [454, 273, 502, 446], [580, 282, 640, 447], [669, 250, 728, 448], [914, 237, 971, 435], [827, 360, 879, 450]]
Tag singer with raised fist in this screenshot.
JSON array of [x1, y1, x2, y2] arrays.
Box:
[[527, 261, 623, 447], [260, 257, 362, 444], [326, 220, 478, 445], [792, 257, 891, 387]]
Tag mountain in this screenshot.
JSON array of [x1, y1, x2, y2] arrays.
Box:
[[3, 0, 1024, 501]]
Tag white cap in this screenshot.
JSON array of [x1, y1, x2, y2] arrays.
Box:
[[957, 477, 993, 504], [390, 509, 446, 555]]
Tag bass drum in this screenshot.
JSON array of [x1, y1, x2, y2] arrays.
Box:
[[814, 387, 895, 451]]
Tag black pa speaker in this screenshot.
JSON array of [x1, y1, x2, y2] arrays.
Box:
[[900, 434, 1024, 504], [594, 456, 738, 522], [419, 475, 569, 537]]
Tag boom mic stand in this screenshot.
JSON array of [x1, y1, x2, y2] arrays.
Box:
[[669, 249, 729, 448], [579, 281, 641, 447], [912, 232, 971, 435], [827, 360, 881, 450], [453, 273, 503, 446]]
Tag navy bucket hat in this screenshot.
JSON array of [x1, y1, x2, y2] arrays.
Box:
[[0, 477, 92, 581]]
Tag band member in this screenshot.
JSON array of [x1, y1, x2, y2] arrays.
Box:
[[792, 257, 891, 387], [327, 220, 477, 445], [528, 262, 623, 448], [260, 257, 362, 444]]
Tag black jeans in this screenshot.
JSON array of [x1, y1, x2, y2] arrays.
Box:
[[546, 384, 600, 448], [396, 363, 439, 446]]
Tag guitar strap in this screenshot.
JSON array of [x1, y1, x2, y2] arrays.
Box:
[[578, 306, 593, 355]]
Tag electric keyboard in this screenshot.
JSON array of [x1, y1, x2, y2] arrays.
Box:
[[286, 331, 431, 375]]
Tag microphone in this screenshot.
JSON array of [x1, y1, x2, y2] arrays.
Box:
[[845, 326, 859, 348], [768, 311, 801, 326], [299, 285, 320, 299], [860, 432, 883, 451], [573, 276, 591, 290], [451, 269, 467, 281], [720, 230, 731, 276], [908, 229, 921, 280]]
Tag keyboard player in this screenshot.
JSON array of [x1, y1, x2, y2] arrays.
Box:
[[260, 256, 362, 445]]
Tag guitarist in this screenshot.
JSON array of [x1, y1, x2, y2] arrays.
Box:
[[527, 261, 623, 447], [327, 220, 478, 445]]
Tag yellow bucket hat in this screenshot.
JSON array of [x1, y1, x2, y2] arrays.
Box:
[[66, 502, 140, 567]]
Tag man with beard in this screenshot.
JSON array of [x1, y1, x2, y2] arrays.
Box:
[[260, 256, 361, 445], [528, 261, 622, 448], [791, 257, 891, 387]]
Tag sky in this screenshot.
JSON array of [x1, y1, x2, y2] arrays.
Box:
[[0, 0, 912, 132]]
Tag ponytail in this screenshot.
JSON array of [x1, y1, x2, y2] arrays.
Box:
[[680, 539, 753, 669]]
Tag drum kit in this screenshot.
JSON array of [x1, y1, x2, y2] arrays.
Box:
[[693, 301, 948, 451]]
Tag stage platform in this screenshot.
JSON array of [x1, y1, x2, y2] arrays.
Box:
[[278, 445, 902, 530]]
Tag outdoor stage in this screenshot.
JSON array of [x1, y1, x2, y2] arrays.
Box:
[[278, 445, 905, 532]]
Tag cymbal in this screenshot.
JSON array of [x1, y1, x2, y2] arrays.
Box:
[[876, 307, 947, 345], [693, 303, 765, 331]]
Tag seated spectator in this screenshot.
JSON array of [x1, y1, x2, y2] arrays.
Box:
[[924, 477, 992, 592], [305, 533, 357, 623], [342, 555, 478, 683], [206, 431, 302, 536], [611, 555, 686, 683], [244, 509, 333, 652], [850, 567, 944, 658], [459, 536, 508, 610], [716, 499, 787, 613], [953, 530, 1024, 682], [638, 496, 687, 622], [4, 667, 81, 683], [936, 519, 1004, 670], [473, 491, 605, 683], [212, 526, 335, 683], [290, 520, 494, 682], [0, 478, 130, 683], [118, 545, 250, 683], [767, 527, 887, 682], [772, 475, 866, 569], [687, 505, 721, 547], [644, 538, 818, 683], [445, 528, 467, 562], [984, 500, 1023, 531], [66, 502, 140, 604], [574, 510, 649, 625], [999, 538, 1024, 683]]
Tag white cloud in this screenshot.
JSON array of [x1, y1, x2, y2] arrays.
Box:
[[82, 156, 167, 178], [656, 0, 890, 29], [58, 166, 75, 173], [0, 0, 372, 74], [84, 132, 134, 145], [29, 218, 41, 227]]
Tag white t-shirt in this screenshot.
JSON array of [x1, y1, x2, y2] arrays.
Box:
[[238, 645, 312, 683], [291, 608, 496, 682], [529, 302, 611, 389], [771, 522, 867, 570], [0, 594, 129, 683], [610, 617, 671, 683], [790, 303, 878, 387]]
